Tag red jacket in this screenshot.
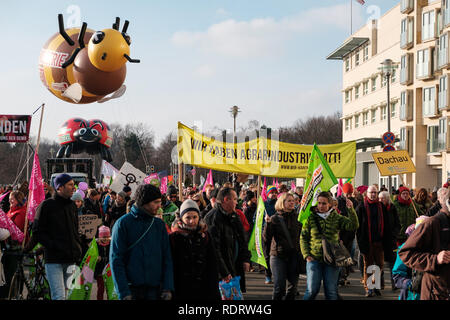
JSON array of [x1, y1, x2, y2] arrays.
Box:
[[236, 209, 250, 232], [7, 204, 27, 232]]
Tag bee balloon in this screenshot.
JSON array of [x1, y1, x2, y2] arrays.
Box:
[[39, 14, 140, 104]]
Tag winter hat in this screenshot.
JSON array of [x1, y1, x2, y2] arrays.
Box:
[[71, 192, 83, 202], [179, 199, 200, 219], [266, 185, 277, 196], [134, 184, 162, 207], [98, 225, 111, 238], [356, 185, 368, 194], [54, 173, 73, 190], [245, 190, 255, 202], [117, 191, 127, 199], [342, 183, 354, 194], [123, 186, 132, 193], [444, 182, 449, 188], [399, 186, 410, 194]]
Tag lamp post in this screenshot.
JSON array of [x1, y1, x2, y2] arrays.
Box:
[[229, 106, 240, 184], [379, 59, 398, 194]]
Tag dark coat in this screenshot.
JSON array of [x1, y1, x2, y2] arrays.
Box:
[[204, 204, 251, 291], [356, 200, 394, 257], [427, 201, 442, 217], [337, 196, 358, 247], [399, 211, 450, 300], [32, 193, 83, 264], [263, 210, 301, 259], [107, 201, 127, 228], [84, 197, 102, 220], [94, 242, 110, 278], [169, 219, 221, 301]]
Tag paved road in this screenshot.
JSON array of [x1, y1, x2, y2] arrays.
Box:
[[243, 265, 399, 300]]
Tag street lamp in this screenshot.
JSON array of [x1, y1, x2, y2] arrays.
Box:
[[379, 58, 399, 194], [229, 106, 241, 184]]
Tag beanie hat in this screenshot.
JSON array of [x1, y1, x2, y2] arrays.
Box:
[[245, 190, 255, 202], [123, 186, 132, 193], [342, 183, 354, 194], [98, 225, 111, 238], [71, 192, 83, 202], [54, 173, 73, 190], [266, 185, 277, 196], [444, 182, 449, 188], [399, 186, 410, 194], [134, 184, 162, 207], [179, 199, 200, 219]]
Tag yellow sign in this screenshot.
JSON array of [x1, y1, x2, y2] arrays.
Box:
[[372, 150, 416, 176], [177, 122, 356, 178]]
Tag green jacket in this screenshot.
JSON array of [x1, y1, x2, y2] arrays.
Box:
[[162, 201, 178, 227], [300, 207, 359, 262], [393, 199, 418, 242]]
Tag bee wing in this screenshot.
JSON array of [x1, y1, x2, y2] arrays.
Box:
[[62, 83, 82, 103], [97, 85, 126, 103]]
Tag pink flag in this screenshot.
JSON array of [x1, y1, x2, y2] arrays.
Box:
[[261, 177, 267, 201], [160, 176, 168, 195], [275, 178, 279, 189], [337, 178, 344, 197], [27, 152, 46, 223], [0, 191, 10, 203], [0, 208, 25, 243], [291, 181, 296, 191], [202, 170, 213, 192]]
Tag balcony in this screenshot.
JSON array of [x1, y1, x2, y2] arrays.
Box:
[[427, 139, 440, 153], [401, 17, 414, 50], [400, 0, 414, 14]]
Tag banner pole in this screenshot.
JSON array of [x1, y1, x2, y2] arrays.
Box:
[[257, 175, 261, 200], [35, 103, 45, 154], [178, 162, 183, 202]]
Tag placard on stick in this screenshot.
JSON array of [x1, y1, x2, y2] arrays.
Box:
[[79, 214, 102, 239], [371, 150, 416, 176]]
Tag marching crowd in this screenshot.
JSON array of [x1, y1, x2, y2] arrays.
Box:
[[0, 175, 449, 301]]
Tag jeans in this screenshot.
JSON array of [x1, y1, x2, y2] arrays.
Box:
[[45, 263, 77, 300], [303, 260, 340, 300], [270, 255, 299, 300]]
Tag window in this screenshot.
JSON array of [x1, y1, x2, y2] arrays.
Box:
[[345, 90, 350, 103], [399, 127, 407, 150], [400, 90, 413, 121], [438, 118, 447, 150], [363, 45, 369, 61], [355, 85, 360, 99], [355, 114, 360, 128], [371, 77, 376, 91], [422, 10, 436, 41], [363, 81, 369, 95], [401, 53, 413, 85], [345, 118, 351, 131], [416, 49, 430, 78], [399, 126, 414, 156], [439, 75, 448, 110], [381, 75, 387, 87], [355, 51, 360, 66], [427, 125, 439, 153], [438, 33, 449, 69], [444, 0, 450, 27], [371, 109, 376, 123], [363, 112, 368, 126], [400, 0, 414, 14], [391, 102, 397, 118], [345, 58, 350, 72], [401, 17, 414, 49], [423, 87, 437, 117], [391, 69, 396, 83], [380, 106, 387, 120]]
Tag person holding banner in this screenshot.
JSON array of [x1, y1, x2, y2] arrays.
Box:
[[169, 199, 221, 301], [263, 193, 301, 300], [32, 173, 83, 300], [300, 191, 358, 300], [393, 186, 418, 246]]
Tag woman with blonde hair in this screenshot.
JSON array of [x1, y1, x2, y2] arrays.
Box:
[[263, 193, 302, 300]]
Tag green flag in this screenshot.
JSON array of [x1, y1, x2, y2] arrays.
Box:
[[68, 238, 99, 300], [298, 144, 338, 225], [248, 196, 267, 268], [102, 263, 119, 300]]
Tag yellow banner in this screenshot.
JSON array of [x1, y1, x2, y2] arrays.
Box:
[[177, 122, 356, 178], [372, 150, 416, 176]]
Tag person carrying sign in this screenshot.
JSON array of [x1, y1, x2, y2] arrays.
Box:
[[393, 186, 418, 246]]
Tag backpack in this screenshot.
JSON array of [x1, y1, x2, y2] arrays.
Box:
[[410, 211, 450, 294]]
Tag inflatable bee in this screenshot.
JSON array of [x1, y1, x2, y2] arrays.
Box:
[[39, 14, 140, 104]]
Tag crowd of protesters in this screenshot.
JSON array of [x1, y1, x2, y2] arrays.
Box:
[[0, 175, 449, 301]]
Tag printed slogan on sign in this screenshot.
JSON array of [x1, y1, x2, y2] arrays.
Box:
[[177, 122, 356, 178]]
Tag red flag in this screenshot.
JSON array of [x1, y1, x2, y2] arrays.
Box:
[[27, 152, 46, 222]]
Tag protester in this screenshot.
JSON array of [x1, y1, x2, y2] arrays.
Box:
[[427, 187, 448, 217], [261, 185, 278, 284], [94, 225, 111, 300], [413, 188, 432, 216], [204, 187, 251, 293], [300, 191, 358, 300], [356, 185, 394, 297], [393, 186, 418, 245], [102, 190, 116, 217], [263, 193, 301, 300], [243, 190, 257, 235], [200, 188, 218, 218], [110, 184, 174, 300], [169, 199, 221, 300], [399, 194, 450, 300], [122, 186, 132, 203], [31, 173, 83, 300], [378, 190, 401, 291], [168, 186, 182, 208], [84, 189, 103, 221], [71, 191, 86, 216], [161, 193, 178, 228], [44, 182, 54, 200], [295, 186, 304, 201]]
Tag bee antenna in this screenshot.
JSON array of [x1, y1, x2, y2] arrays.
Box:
[[122, 20, 129, 33], [78, 22, 88, 49], [124, 54, 140, 63], [58, 14, 75, 46], [113, 17, 120, 30]]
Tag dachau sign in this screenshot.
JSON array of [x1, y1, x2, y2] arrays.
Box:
[[0, 115, 32, 143], [177, 122, 356, 178], [372, 150, 416, 176]]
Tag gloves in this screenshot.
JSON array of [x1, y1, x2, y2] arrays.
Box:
[[160, 290, 172, 300]]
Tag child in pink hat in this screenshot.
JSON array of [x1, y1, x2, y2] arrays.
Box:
[[95, 225, 111, 300]]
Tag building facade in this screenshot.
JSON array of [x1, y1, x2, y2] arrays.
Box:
[[328, 0, 450, 191]]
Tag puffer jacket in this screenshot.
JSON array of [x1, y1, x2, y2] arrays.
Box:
[[393, 199, 418, 243], [300, 207, 358, 262], [263, 210, 301, 259]]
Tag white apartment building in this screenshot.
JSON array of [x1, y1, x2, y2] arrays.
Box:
[[328, 0, 450, 191]]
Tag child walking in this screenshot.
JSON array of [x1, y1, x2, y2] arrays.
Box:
[[95, 225, 111, 300]]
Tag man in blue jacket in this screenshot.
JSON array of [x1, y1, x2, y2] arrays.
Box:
[[110, 184, 174, 300]]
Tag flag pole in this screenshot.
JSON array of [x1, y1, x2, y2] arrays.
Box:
[[178, 162, 183, 202], [22, 103, 45, 249]]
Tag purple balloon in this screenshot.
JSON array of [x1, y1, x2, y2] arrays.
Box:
[[78, 182, 88, 191]]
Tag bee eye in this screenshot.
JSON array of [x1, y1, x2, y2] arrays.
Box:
[[79, 128, 87, 135], [122, 32, 131, 45], [92, 31, 105, 44], [92, 129, 99, 136]]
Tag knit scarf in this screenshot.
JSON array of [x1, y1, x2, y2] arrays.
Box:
[[364, 197, 384, 244], [397, 195, 412, 206]]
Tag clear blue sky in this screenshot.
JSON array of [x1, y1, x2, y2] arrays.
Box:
[[0, 0, 399, 147]]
